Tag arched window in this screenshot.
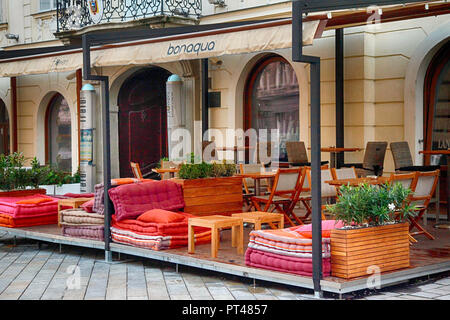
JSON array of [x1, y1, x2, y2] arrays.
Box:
[[424, 41, 450, 164], [0, 99, 9, 155], [46, 93, 72, 172], [245, 55, 299, 162]]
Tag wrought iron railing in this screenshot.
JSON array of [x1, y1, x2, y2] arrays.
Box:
[[57, 0, 202, 33]]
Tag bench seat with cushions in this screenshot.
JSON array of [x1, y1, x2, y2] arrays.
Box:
[[245, 220, 343, 277], [108, 180, 211, 250]]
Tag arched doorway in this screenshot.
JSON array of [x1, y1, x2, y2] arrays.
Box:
[[0, 99, 9, 156], [45, 93, 72, 172], [424, 41, 450, 156], [118, 67, 172, 178], [423, 40, 450, 202], [244, 55, 300, 162]]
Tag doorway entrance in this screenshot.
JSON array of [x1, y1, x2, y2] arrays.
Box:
[[118, 67, 172, 178], [0, 99, 9, 156], [423, 41, 450, 206]]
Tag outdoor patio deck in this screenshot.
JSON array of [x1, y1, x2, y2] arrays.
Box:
[[0, 221, 448, 295]]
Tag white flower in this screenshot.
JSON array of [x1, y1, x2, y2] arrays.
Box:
[[388, 203, 396, 211]]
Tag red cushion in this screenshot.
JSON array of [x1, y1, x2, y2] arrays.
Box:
[[294, 220, 344, 238], [81, 199, 95, 213], [108, 180, 185, 221], [137, 209, 185, 224]]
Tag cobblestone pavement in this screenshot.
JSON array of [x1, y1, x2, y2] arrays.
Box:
[[0, 232, 449, 300]]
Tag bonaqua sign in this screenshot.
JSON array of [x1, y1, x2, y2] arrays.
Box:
[[167, 41, 216, 56]]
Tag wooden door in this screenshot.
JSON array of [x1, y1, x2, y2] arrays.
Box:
[[423, 41, 450, 204], [118, 68, 170, 178]]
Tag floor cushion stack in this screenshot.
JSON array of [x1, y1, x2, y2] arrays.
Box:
[[60, 208, 104, 241], [109, 180, 211, 250], [245, 220, 344, 277], [0, 194, 59, 228]]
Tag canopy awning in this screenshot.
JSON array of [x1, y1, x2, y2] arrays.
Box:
[[0, 19, 323, 78]]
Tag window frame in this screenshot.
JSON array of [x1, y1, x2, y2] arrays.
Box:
[[244, 54, 300, 162], [39, 0, 57, 12], [45, 93, 72, 171]]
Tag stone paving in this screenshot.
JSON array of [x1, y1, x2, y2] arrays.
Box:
[[0, 232, 449, 300]]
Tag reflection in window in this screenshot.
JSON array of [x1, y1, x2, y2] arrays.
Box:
[[250, 58, 299, 162], [431, 62, 450, 166], [48, 94, 72, 172]]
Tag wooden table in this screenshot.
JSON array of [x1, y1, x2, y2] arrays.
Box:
[[232, 211, 284, 230], [419, 149, 450, 227], [152, 168, 179, 179], [188, 215, 244, 258], [325, 176, 389, 187], [57, 198, 93, 227], [321, 147, 361, 168], [237, 172, 276, 196]]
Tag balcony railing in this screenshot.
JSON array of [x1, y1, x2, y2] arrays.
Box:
[[57, 0, 202, 33]]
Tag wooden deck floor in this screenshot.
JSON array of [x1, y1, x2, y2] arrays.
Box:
[[1, 220, 449, 294]]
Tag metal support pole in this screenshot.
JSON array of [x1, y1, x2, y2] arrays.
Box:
[[310, 60, 323, 298], [82, 34, 113, 263], [292, 1, 323, 297], [201, 58, 209, 138], [335, 28, 345, 168]]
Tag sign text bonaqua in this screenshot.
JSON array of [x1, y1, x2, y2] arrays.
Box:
[[167, 41, 216, 56]]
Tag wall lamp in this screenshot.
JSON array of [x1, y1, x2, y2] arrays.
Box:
[[5, 33, 19, 41], [208, 0, 226, 7]]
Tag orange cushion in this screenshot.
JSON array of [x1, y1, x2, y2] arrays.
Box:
[[112, 178, 137, 186], [15, 198, 53, 205], [294, 220, 344, 238], [137, 209, 185, 224]]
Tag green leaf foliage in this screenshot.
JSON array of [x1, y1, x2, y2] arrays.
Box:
[[0, 152, 80, 191], [178, 161, 237, 180], [326, 182, 418, 227]]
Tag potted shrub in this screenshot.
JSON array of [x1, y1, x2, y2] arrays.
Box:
[[37, 163, 81, 195], [326, 183, 417, 279], [0, 153, 46, 196], [173, 161, 243, 216]]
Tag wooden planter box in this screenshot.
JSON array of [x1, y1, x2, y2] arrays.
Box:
[[173, 176, 243, 216], [0, 188, 47, 197], [330, 222, 410, 279]]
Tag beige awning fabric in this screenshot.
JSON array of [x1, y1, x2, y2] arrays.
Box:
[[0, 19, 322, 77]]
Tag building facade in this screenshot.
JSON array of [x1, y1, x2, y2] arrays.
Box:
[[0, 0, 449, 183]]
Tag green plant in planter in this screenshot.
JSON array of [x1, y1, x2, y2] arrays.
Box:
[[178, 161, 236, 180], [326, 182, 418, 227]]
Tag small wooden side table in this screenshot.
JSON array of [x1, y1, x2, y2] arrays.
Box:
[[232, 211, 284, 230], [57, 198, 93, 227], [188, 215, 244, 258]]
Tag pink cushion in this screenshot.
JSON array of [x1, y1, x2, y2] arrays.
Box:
[[294, 220, 344, 238], [64, 193, 95, 198], [108, 180, 185, 221], [137, 209, 185, 224], [81, 199, 95, 213]]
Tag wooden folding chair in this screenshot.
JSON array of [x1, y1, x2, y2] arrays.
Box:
[[130, 162, 143, 179], [251, 167, 305, 227], [298, 165, 333, 221], [387, 171, 419, 244], [408, 170, 440, 240], [294, 164, 329, 219], [239, 163, 267, 211]]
